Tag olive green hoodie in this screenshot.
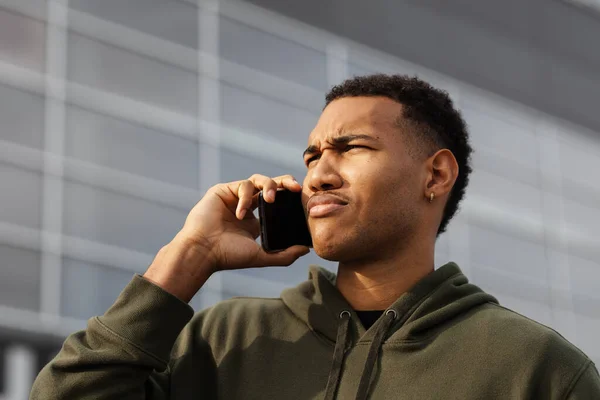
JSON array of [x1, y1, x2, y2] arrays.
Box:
[[31, 262, 600, 399]]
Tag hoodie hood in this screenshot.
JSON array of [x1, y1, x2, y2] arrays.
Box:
[[281, 262, 499, 400], [281, 262, 498, 343]]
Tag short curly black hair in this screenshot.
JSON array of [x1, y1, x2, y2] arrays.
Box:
[[324, 74, 472, 236]]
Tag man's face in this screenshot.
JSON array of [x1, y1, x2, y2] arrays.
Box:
[[301, 96, 426, 263]]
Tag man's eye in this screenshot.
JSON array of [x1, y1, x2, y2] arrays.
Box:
[[344, 145, 364, 151], [305, 155, 319, 165], [305, 146, 366, 165]]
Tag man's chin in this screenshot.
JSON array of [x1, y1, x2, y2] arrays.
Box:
[[313, 249, 342, 262], [309, 223, 360, 261], [311, 239, 352, 262]]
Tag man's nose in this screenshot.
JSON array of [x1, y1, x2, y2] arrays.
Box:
[[306, 153, 343, 192]]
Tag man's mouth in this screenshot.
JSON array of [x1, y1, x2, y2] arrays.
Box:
[[307, 194, 348, 218], [309, 203, 346, 217]]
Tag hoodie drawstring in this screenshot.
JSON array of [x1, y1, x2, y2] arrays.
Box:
[[355, 309, 397, 400], [323, 310, 351, 400], [323, 309, 397, 400]]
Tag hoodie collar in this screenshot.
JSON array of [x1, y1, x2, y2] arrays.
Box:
[[280, 262, 498, 343], [281, 264, 351, 342]]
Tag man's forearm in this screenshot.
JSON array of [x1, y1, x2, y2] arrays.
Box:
[[144, 232, 215, 303]]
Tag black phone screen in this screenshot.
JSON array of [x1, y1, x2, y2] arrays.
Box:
[[258, 189, 312, 253]]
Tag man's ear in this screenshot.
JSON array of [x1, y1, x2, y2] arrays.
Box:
[[425, 149, 459, 198]]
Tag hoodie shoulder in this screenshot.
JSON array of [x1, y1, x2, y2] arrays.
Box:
[[167, 295, 317, 381], [208, 295, 286, 317], [478, 302, 586, 357], [193, 296, 289, 330], [185, 296, 309, 348], [466, 302, 591, 391]]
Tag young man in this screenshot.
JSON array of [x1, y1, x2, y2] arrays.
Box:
[[31, 75, 600, 399]]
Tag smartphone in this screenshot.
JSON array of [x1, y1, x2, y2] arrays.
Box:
[[258, 189, 312, 253]]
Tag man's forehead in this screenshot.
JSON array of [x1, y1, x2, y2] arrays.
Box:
[[308, 96, 402, 143]]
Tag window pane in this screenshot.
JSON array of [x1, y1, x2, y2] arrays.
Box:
[[219, 16, 327, 91], [462, 96, 538, 170], [468, 169, 544, 226], [563, 198, 600, 240], [470, 148, 539, 188], [0, 83, 45, 149], [220, 82, 318, 149], [65, 105, 199, 188], [574, 313, 600, 364], [67, 33, 198, 115], [469, 226, 548, 282], [0, 8, 46, 72], [0, 163, 42, 229], [560, 139, 600, 194], [570, 254, 600, 305], [63, 182, 187, 254], [61, 257, 135, 319], [472, 265, 551, 306], [0, 244, 40, 311], [69, 0, 200, 49], [220, 147, 306, 183]]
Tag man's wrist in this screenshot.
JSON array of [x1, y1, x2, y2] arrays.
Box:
[[143, 233, 215, 303]]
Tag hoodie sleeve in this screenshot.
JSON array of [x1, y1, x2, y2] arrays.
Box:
[[30, 274, 196, 399], [564, 360, 600, 400]]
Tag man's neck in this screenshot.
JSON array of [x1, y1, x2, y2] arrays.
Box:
[[335, 240, 435, 311]]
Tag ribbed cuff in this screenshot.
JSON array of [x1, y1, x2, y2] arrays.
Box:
[[97, 274, 195, 362]]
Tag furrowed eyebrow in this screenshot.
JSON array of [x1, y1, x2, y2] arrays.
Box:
[[302, 134, 378, 159], [302, 145, 319, 159]]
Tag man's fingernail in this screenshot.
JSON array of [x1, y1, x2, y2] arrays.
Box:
[[293, 179, 301, 186], [239, 209, 246, 219], [268, 189, 276, 200]]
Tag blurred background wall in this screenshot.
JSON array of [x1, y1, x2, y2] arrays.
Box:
[[0, 0, 599, 398]]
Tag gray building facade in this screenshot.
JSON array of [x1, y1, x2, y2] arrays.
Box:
[[0, 1, 599, 398]]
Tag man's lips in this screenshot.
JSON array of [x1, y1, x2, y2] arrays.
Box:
[[307, 194, 348, 218]]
